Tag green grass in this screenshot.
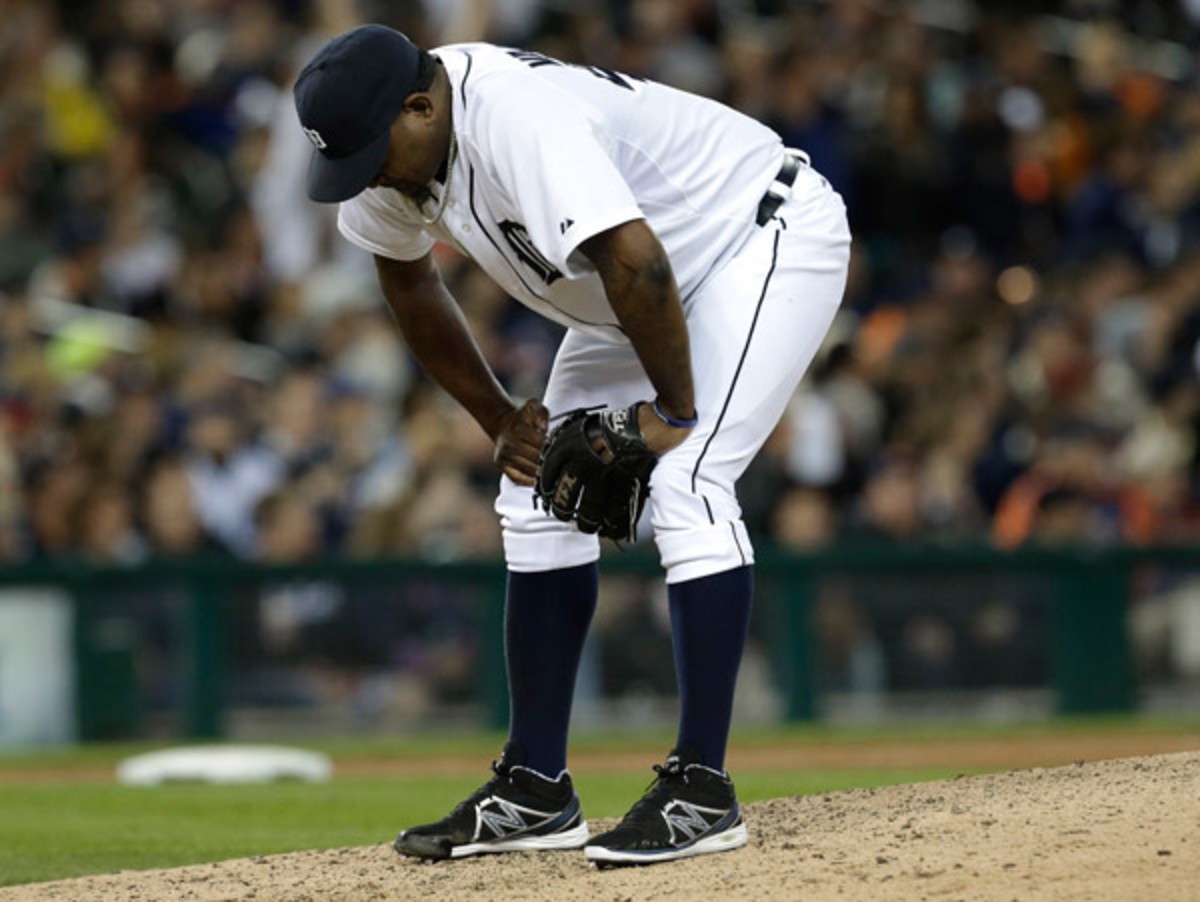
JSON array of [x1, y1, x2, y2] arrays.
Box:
[[0, 767, 965, 887], [4, 713, 1197, 772], [1, 715, 1197, 887], [1, 779, 397, 884]]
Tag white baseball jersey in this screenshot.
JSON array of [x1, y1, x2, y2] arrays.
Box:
[[336, 41, 851, 583], [337, 43, 784, 337]]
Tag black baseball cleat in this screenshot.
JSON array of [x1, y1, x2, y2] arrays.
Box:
[[393, 742, 588, 860], [584, 747, 748, 866]]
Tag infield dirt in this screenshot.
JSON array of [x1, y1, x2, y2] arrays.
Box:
[[5, 749, 1197, 901]]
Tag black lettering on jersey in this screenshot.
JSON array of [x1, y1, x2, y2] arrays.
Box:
[[499, 220, 562, 284], [507, 49, 563, 69], [505, 49, 643, 91], [579, 65, 637, 91]]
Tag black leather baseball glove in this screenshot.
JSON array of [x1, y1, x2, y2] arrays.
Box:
[[534, 403, 658, 541]]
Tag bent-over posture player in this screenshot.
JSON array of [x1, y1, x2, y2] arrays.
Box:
[[295, 25, 850, 866]]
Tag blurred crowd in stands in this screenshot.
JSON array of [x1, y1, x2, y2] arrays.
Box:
[[2, 0, 1199, 569]]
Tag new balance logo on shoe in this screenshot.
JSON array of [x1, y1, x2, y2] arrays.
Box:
[[662, 800, 722, 844], [477, 796, 548, 839]]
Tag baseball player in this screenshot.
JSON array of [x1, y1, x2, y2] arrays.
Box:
[[294, 25, 850, 866]]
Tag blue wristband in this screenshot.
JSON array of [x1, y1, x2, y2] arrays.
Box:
[[652, 398, 698, 428]]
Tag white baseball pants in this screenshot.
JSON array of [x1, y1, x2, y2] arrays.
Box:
[[496, 161, 851, 583]]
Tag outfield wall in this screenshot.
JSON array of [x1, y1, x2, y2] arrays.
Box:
[[0, 544, 1198, 746]]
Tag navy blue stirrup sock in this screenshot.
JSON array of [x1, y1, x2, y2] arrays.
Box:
[[505, 563, 599, 776], [668, 566, 753, 771]]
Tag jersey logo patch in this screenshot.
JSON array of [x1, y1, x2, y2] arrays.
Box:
[[560, 218, 575, 235], [499, 221, 562, 285]]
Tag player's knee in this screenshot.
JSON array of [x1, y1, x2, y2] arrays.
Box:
[[647, 459, 754, 581], [648, 460, 741, 533]]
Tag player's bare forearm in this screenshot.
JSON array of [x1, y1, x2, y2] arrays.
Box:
[[581, 220, 695, 452], [374, 253, 547, 482], [375, 253, 512, 431]]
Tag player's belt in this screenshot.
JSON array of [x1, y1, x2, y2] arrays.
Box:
[[755, 151, 806, 226]]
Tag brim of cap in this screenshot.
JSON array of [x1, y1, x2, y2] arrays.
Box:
[[305, 126, 392, 203]]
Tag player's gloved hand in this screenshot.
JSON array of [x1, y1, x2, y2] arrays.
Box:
[[491, 399, 549, 486], [534, 402, 659, 541]]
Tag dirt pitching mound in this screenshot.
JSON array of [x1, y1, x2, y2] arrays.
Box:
[[7, 751, 1197, 901]]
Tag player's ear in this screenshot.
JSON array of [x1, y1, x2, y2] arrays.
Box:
[[403, 92, 434, 119]]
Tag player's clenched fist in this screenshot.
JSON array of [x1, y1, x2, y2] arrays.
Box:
[[492, 399, 549, 486]]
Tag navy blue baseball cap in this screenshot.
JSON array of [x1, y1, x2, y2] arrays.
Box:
[[294, 25, 421, 203]]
